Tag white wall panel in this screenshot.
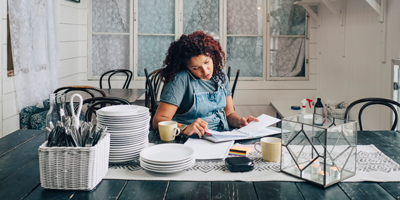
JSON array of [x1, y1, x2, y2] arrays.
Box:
[[59, 5, 85, 25], [235, 75, 317, 90], [1, 0, 6, 19], [1, 44, 5, 70], [58, 74, 80, 87], [2, 78, 14, 95], [2, 114, 19, 137], [309, 44, 318, 59], [79, 41, 87, 57], [309, 16, 318, 28], [59, 57, 82, 79], [233, 89, 316, 106], [235, 105, 276, 120], [79, 57, 87, 73], [2, 92, 17, 119], [59, 41, 86, 60], [309, 28, 318, 44], [317, 0, 400, 130], [1, 19, 5, 45], [309, 58, 318, 74], [59, 24, 87, 41]]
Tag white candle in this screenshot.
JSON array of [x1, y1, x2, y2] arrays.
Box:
[[318, 170, 329, 181], [311, 164, 321, 174], [330, 166, 340, 178], [310, 159, 320, 165]]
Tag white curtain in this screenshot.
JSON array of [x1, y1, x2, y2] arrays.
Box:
[[270, 37, 305, 77], [91, 0, 130, 76], [8, 0, 58, 110]]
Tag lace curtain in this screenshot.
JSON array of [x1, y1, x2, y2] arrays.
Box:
[[137, 0, 175, 76], [183, 0, 219, 35], [226, 0, 263, 77], [270, 37, 305, 77], [92, 0, 130, 76], [8, 0, 58, 110], [269, 0, 306, 77]]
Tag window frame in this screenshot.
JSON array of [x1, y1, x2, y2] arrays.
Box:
[[266, 1, 309, 81], [87, 0, 134, 81], [87, 0, 309, 82]]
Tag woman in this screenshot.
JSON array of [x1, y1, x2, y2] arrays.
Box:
[[153, 31, 258, 138]]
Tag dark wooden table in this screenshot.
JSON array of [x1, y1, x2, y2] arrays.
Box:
[[102, 89, 146, 104], [1, 129, 400, 200]]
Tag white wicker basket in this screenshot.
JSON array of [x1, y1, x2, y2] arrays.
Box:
[[38, 133, 110, 190]]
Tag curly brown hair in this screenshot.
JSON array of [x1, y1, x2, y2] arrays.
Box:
[[161, 31, 226, 84]]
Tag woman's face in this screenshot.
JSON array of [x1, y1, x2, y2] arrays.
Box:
[[186, 54, 214, 81]]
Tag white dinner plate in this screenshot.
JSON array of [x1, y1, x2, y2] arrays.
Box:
[[140, 144, 195, 163], [139, 157, 194, 169], [110, 141, 148, 151], [140, 160, 195, 174], [140, 160, 195, 172], [140, 154, 193, 166], [97, 105, 149, 116]]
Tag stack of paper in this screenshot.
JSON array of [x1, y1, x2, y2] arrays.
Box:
[[203, 114, 281, 142]]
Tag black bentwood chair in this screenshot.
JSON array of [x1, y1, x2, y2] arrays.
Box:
[[227, 66, 240, 99], [344, 97, 400, 131], [144, 68, 166, 126], [99, 69, 133, 89], [76, 97, 130, 122]]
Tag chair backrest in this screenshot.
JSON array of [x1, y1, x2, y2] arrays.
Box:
[[54, 86, 106, 98], [344, 97, 400, 131], [227, 66, 231, 80], [54, 86, 106, 116], [228, 67, 240, 99], [99, 69, 133, 89], [144, 68, 165, 122], [78, 97, 130, 122]]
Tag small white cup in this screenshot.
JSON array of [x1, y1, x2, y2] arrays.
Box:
[[158, 121, 180, 141]]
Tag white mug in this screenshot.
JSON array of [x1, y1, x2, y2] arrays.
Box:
[[158, 121, 180, 141]]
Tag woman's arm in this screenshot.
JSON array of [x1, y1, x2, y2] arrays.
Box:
[[152, 102, 178, 130], [152, 102, 209, 138], [224, 96, 259, 128]]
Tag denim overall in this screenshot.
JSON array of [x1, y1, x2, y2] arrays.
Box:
[[173, 72, 230, 131]]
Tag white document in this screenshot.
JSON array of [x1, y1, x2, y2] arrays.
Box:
[[184, 138, 234, 160], [203, 114, 282, 142], [232, 114, 281, 136]]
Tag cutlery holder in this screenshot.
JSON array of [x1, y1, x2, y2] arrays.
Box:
[[38, 133, 110, 190]]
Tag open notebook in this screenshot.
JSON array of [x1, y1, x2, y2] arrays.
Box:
[[203, 114, 282, 143]]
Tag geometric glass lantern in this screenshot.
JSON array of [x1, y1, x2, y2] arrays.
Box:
[[280, 114, 357, 187]]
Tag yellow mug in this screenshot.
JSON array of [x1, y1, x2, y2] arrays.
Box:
[[254, 137, 281, 162], [158, 121, 180, 141]]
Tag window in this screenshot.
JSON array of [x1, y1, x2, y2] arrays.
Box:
[[88, 0, 307, 81], [268, 0, 307, 80]]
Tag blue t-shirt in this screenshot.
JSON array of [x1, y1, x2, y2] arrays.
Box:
[[160, 70, 232, 114]]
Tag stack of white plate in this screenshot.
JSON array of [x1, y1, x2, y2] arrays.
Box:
[[140, 144, 195, 173], [97, 105, 150, 163]]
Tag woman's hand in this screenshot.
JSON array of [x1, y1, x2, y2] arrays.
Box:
[[183, 118, 210, 138], [238, 116, 259, 127]]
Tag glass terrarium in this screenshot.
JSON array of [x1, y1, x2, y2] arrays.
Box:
[[280, 114, 357, 187]]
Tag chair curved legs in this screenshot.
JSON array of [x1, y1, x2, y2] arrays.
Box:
[[358, 101, 398, 131]]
